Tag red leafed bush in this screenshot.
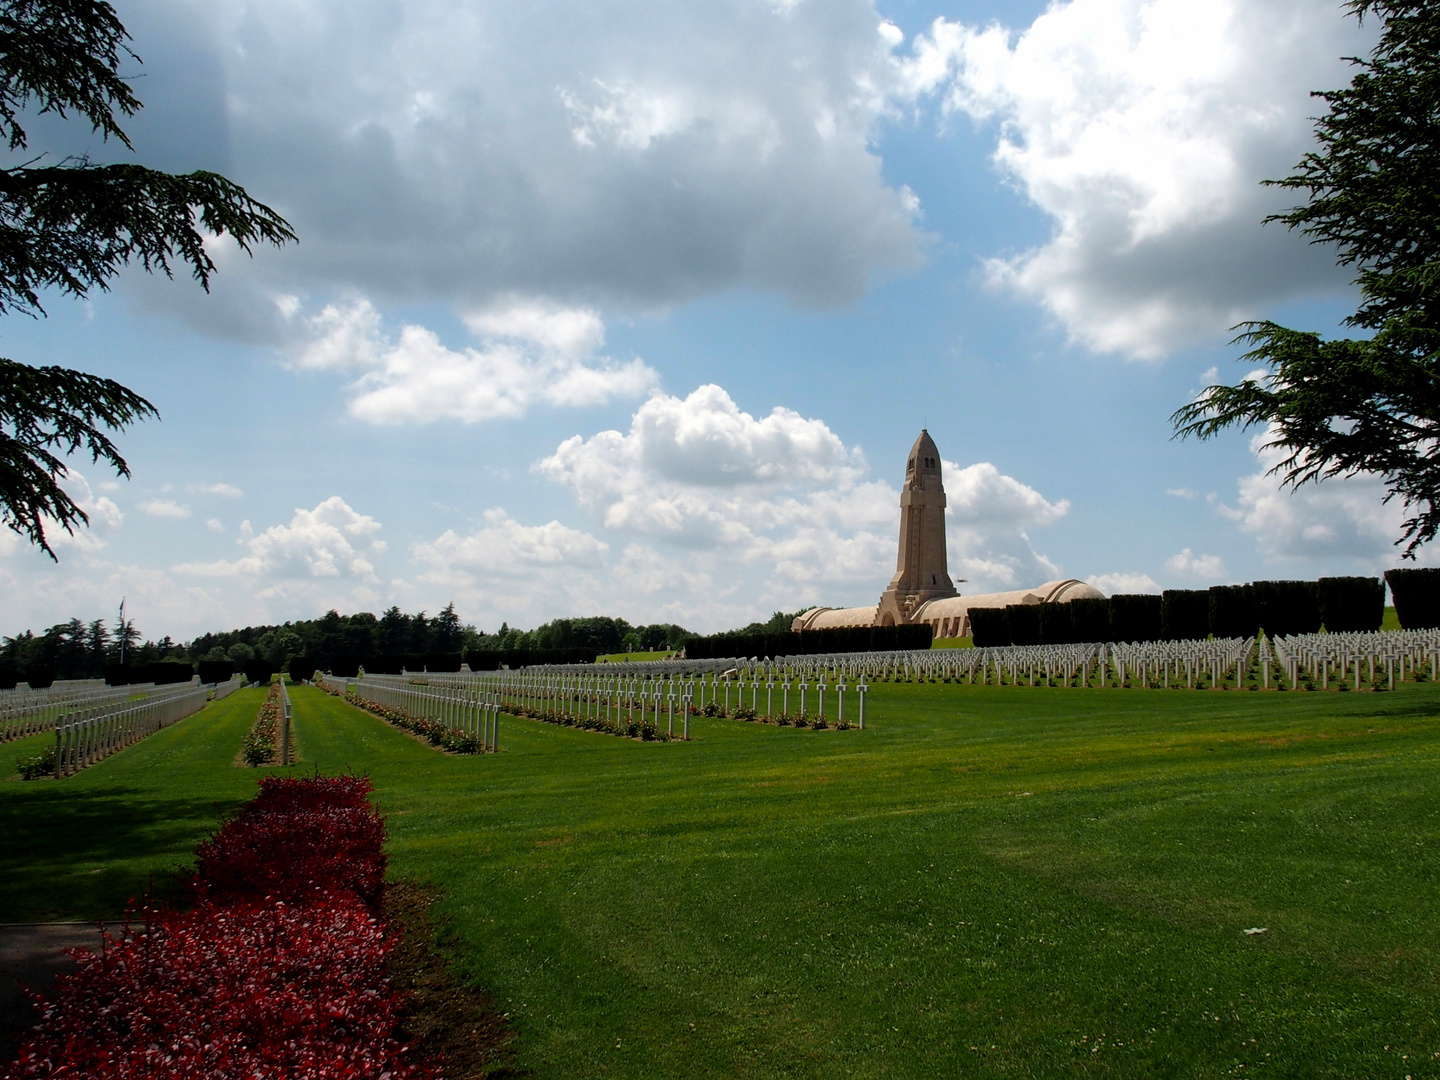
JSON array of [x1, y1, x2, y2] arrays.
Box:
[[252, 773, 374, 811], [5, 894, 434, 1080], [194, 777, 387, 909], [2, 775, 433, 1080]]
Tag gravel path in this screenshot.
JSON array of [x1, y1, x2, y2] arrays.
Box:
[[0, 923, 107, 1062]]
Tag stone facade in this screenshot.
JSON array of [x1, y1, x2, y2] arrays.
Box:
[[793, 430, 1104, 637], [876, 430, 956, 626]]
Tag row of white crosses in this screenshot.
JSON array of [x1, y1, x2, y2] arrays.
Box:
[[335, 625, 1440, 747], [332, 673, 502, 752], [439, 633, 1343, 695], [3, 678, 217, 745], [463, 669, 695, 739], [54, 684, 211, 778], [212, 677, 243, 703], [1271, 627, 1440, 691], [276, 680, 294, 766], [390, 661, 868, 730]]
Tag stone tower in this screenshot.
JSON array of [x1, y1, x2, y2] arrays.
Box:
[[877, 429, 956, 625]]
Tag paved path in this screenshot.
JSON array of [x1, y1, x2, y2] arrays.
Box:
[[0, 923, 107, 1062]]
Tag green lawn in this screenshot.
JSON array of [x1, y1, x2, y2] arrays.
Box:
[[4, 680, 1440, 1078]]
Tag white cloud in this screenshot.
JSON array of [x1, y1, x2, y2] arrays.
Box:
[[526, 388, 1071, 607], [415, 509, 610, 576], [188, 482, 245, 499], [1223, 429, 1421, 569], [1087, 571, 1160, 595], [905, 0, 1369, 357], [1164, 548, 1227, 580], [175, 496, 383, 580], [538, 384, 865, 543], [462, 297, 606, 358], [1165, 487, 1198, 500], [291, 299, 657, 424], [120, 0, 926, 340], [944, 459, 1068, 591], [138, 499, 192, 519], [205, 518, 225, 533]]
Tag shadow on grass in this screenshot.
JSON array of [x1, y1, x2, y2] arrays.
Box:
[[0, 785, 248, 921]]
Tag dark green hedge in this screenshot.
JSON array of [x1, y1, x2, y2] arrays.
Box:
[[464, 651, 503, 672], [1068, 598, 1112, 644], [1003, 604, 1042, 647], [1038, 602, 1075, 645], [364, 655, 404, 675], [968, 607, 1008, 647], [25, 667, 55, 690], [1161, 590, 1210, 641], [198, 660, 234, 685], [1251, 580, 1320, 637], [425, 652, 462, 673], [1209, 585, 1257, 639], [0, 667, 17, 690], [1109, 594, 1162, 643], [149, 662, 194, 685], [684, 624, 930, 660], [1384, 568, 1440, 629], [244, 659, 274, 685], [103, 664, 135, 686], [1318, 576, 1384, 632], [288, 657, 317, 683], [329, 655, 362, 679]]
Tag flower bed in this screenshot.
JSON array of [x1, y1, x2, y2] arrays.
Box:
[[14, 745, 55, 780], [344, 692, 481, 754], [503, 701, 675, 741], [698, 701, 851, 730], [241, 682, 283, 766], [2, 775, 434, 1080]]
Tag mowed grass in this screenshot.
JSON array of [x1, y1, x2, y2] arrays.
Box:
[[4, 680, 1440, 1078]]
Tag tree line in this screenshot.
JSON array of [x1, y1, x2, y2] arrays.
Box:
[[0, 604, 695, 682]]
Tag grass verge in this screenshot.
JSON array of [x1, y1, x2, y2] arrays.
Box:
[[4, 680, 1440, 1077]]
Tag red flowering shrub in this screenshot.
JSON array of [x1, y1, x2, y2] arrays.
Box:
[[194, 775, 387, 909], [195, 805, 387, 909], [252, 773, 374, 812], [4, 895, 431, 1079], [2, 775, 432, 1080]]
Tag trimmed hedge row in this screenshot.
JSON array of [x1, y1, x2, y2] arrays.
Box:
[[1385, 568, 1440, 630], [969, 576, 1392, 646], [244, 659, 274, 685], [102, 662, 195, 686], [198, 659, 234, 685], [683, 624, 932, 661]]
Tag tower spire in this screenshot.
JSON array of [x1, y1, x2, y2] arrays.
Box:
[[877, 430, 955, 625]]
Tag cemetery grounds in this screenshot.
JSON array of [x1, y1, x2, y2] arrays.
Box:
[[2, 677, 1438, 1079]]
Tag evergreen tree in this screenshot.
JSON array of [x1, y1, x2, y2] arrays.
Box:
[[433, 602, 463, 652], [0, 0, 295, 557], [1174, 0, 1440, 556]]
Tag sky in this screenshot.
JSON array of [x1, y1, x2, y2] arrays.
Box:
[[0, 0, 1421, 643]]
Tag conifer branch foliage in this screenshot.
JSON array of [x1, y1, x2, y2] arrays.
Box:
[[0, 358, 156, 556], [0, 0, 294, 558], [1172, 0, 1440, 557]]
